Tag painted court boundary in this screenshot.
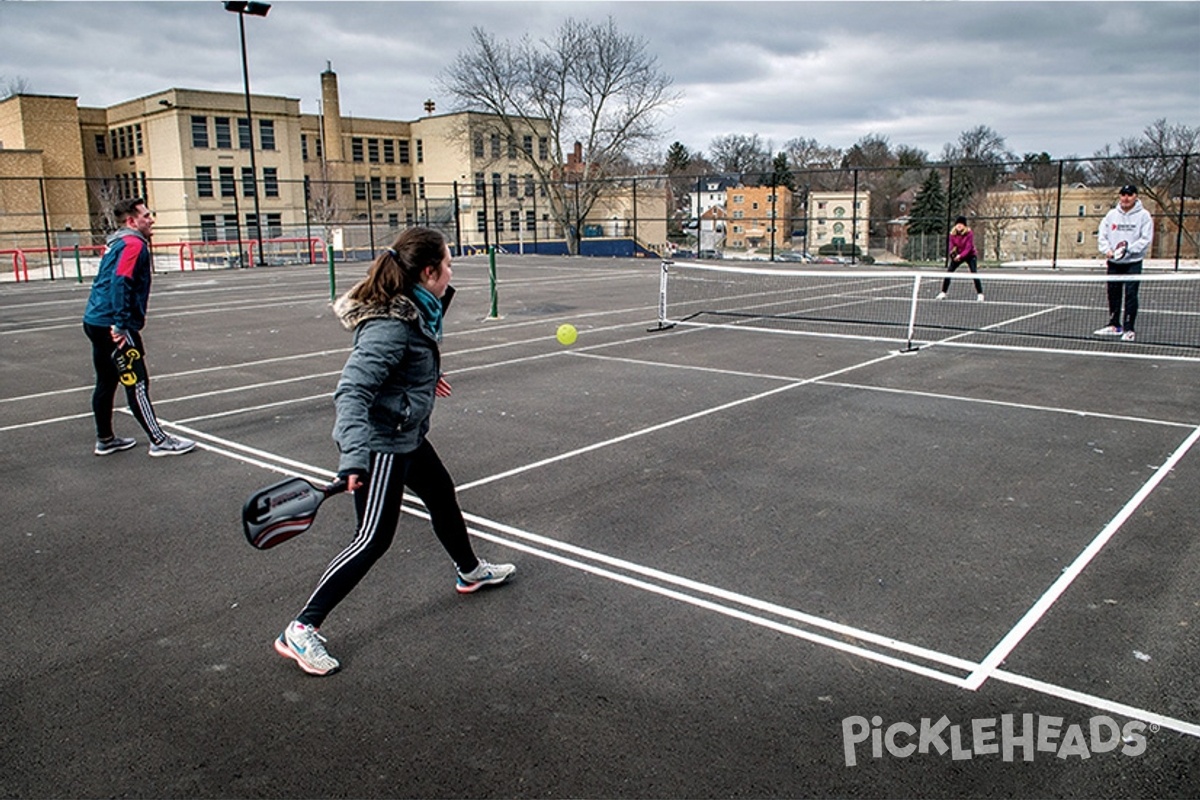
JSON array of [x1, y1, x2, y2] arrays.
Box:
[[152, 331, 1200, 740], [174, 423, 1200, 740], [6, 309, 1196, 739]]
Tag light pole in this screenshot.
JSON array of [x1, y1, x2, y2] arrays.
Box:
[[224, 1, 270, 266]]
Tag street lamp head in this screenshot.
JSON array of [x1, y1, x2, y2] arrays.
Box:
[[223, 1, 270, 16]]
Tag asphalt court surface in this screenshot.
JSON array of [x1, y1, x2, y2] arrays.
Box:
[[2, 255, 1198, 798]]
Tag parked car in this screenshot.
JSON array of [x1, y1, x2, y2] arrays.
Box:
[[698, 249, 723, 259], [773, 251, 808, 262]]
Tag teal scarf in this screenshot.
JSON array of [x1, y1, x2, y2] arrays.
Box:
[[411, 285, 444, 341]]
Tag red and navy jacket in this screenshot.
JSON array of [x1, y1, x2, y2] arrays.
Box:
[[83, 228, 153, 332]]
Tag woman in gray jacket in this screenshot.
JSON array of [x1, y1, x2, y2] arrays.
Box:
[[276, 227, 515, 676]]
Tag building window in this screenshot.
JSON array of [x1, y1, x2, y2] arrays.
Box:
[[191, 116, 208, 148], [367, 138, 379, 163], [259, 120, 275, 151], [95, 134, 107, 155], [400, 177, 412, 196], [398, 139, 410, 164], [215, 117, 232, 149], [219, 166, 236, 197], [474, 173, 485, 194], [135, 124, 143, 155], [491, 173, 501, 196], [352, 138, 364, 162], [195, 166, 214, 198], [1077, 205, 1086, 217], [526, 209, 536, 232], [301, 134, 309, 161], [476, 210, 486, 233], [200, 215, 217, 241], [538, 137, 548, 160], [490, 133, 500, 159], [238, 118, 252, 149], [417, 176, 425, 199], [473, 132, 485, 158], [510, 210, 520, 232], [416, 139, 423, 163], [263, 167, 278, 198], [314, 136, 323, 160], [222, 213, 239, 240], [383, 140, 395, 163], [354, 177, 367, 201], [507, 137, 517, 159], [241, 167, 256, 197], [1076, 231, 1085, 244], [522, 135, 533, 156], [385, 178, 397, 201], [508, 174, 518, 198], [524, 175, 535, 198], [245, 213, 259, 240], [266, 213, 282, 238], [370, 176, 382, 201]]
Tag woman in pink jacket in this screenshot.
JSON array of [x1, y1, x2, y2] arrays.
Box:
[[936, 216, 984, 302]]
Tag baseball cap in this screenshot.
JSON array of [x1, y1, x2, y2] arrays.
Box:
[[1119, 184, 1138, 195]]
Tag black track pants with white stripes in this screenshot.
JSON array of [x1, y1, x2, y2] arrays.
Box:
[[84, 322, 169, 443], [297, 441, 480, 628]]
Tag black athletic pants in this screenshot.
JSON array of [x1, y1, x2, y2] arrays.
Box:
[[297, 440, 480, 628], [84, 322, 168, 443], [942, 255, 983, 295], [1105, 260, 1142, 331]]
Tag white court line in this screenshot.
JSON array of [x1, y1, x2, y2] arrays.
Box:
[[455, 350, 904, 491], [175, 426, 1200, 738], [963, 424, 1200, 691]]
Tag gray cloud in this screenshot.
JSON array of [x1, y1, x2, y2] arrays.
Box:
[[1, 1, 1195, 160]]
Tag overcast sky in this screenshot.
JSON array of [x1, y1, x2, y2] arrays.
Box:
[[3, 1, 1197, 162]]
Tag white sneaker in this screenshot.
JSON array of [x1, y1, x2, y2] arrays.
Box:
[[456, 560, 516, 594], [976, 293, 985, 302], [1121, 330, 1136, 342], [275, 621, 340, 676], [149, 435, 196, 457], [934, 291, 947, 300], [1093, 325, 1123, 336], [94, 436, 137, 456]]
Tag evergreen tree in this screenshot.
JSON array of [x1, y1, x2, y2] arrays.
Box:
[[665, 141, 692, 174], [770, 152, 795, 191], [906, 170, 948, 261]]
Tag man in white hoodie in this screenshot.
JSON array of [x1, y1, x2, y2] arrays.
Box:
[[1094, 184, 1154, 342]]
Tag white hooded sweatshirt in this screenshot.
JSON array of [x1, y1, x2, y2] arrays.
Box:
[[1097, 197, 1153, 264]]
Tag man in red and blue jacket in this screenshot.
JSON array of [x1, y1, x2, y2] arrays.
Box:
[[82, 197, 195, 457]]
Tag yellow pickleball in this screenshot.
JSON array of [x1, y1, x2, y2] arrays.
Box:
[[556, 323, 578, 346]]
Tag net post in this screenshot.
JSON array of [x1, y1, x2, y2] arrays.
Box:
[[902, 274, 922, 352], [648, 259, 676, 332]]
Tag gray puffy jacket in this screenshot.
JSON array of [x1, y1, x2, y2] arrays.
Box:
[[331, 287, 451, 476]]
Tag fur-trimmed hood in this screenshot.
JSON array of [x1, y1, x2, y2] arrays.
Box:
[[332, 291, 420, 331]]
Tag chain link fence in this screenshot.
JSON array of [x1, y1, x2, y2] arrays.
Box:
[[2, 153, 1196, 282]]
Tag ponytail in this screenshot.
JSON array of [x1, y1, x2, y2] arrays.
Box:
[[349, 227, 447, 305]]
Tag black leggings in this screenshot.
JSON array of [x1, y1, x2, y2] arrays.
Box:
[[1106, 260, 1142, 331], [942, 255, 983, 295], [297, 440, 480, 628], [83, 322, 168, 443]]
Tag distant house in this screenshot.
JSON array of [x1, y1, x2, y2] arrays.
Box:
[[726, 185, 794, 251]]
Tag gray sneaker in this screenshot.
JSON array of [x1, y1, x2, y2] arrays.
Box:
[[149, 435, 196, 457], [456, 560, 516, 594], [94, 436, 137, 456], [274, 621, 340, 676]]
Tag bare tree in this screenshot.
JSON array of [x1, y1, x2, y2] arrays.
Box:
[[440, 17, 678, 254], [708, 133, 770, 177], [1091, 119, 1200, 257]]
